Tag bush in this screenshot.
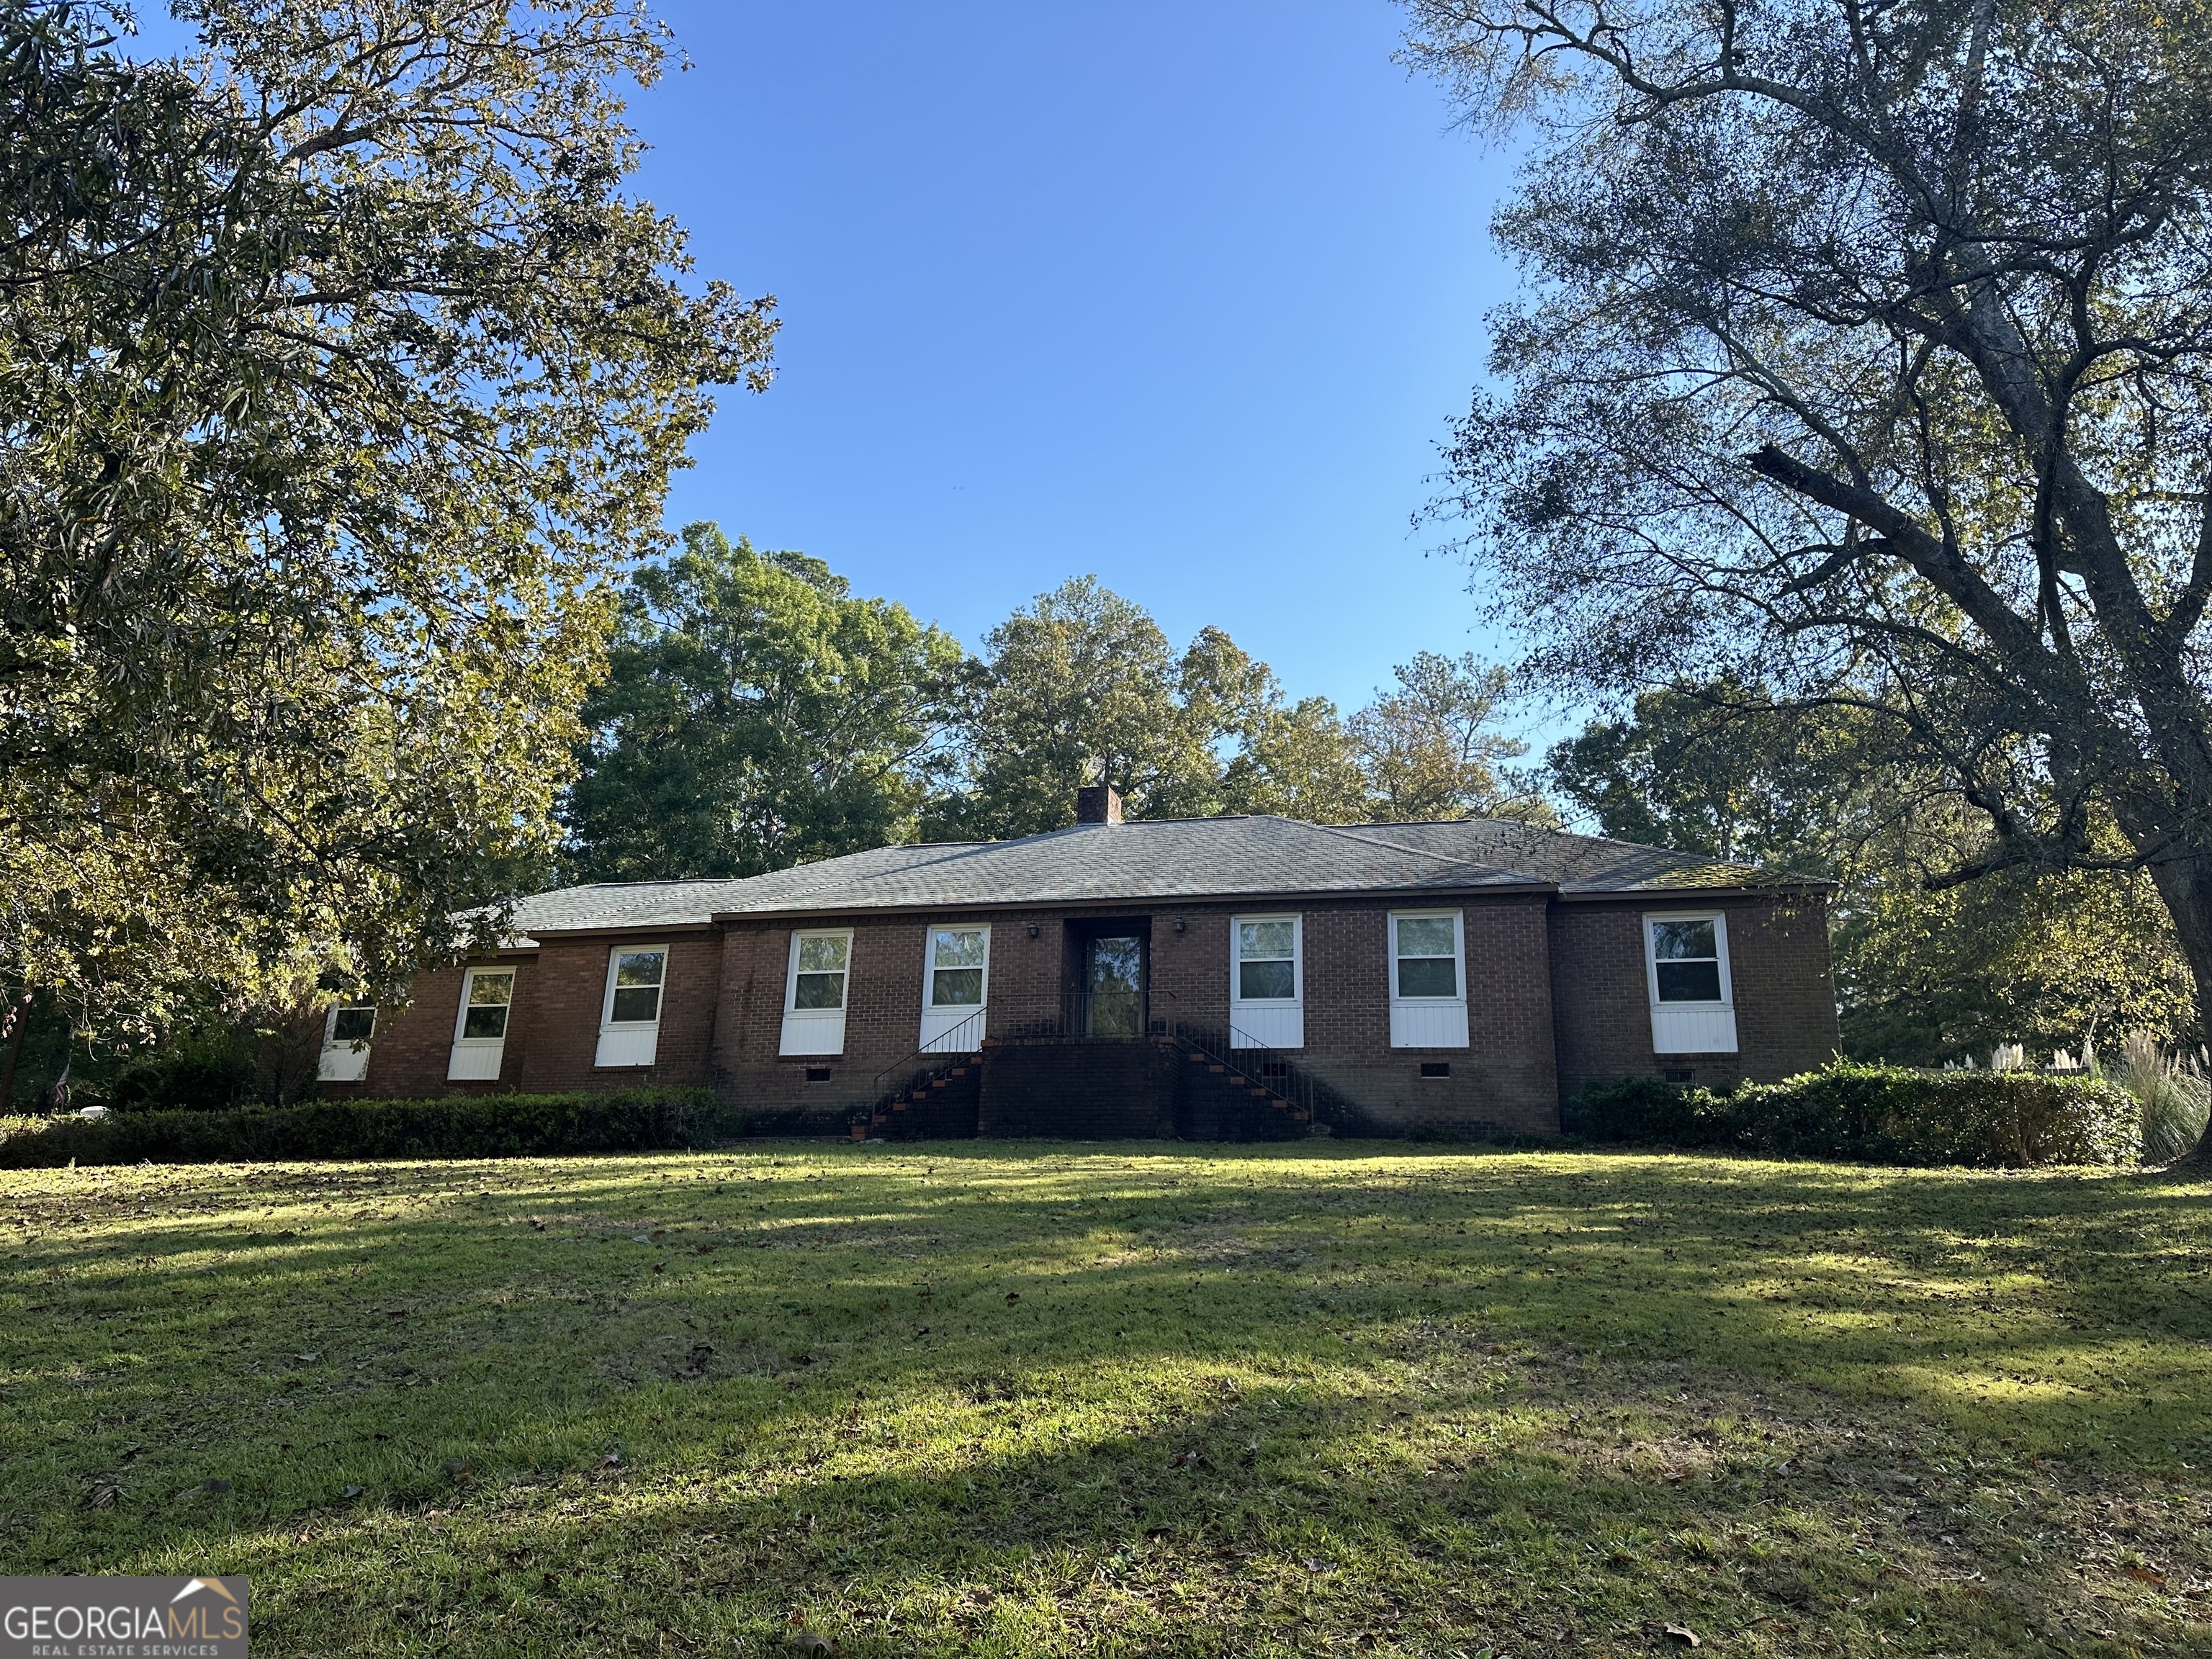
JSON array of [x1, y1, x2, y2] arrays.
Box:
[[1568, 1061, 2139, 1167], [0, 1089, 735, 1168], [2110, 1031, 2211, 1164], [1563, 1076, 1739, 1147]]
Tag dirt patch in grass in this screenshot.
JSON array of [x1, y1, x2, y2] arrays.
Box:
[[2, 1145, 2209, 1656]]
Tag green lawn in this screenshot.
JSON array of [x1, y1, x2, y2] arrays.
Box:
[[3, 1143, 2209, 1657]]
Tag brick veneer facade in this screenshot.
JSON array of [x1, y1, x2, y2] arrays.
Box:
[[341, 884, 1835, 1133], [1548, 893, 1839, 1101]]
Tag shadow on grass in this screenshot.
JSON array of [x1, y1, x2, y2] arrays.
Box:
[[2, 1143, 2208, 1655]]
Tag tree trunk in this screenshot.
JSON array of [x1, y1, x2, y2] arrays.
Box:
[[2141, 851, 2212, 1164], [0, 994, 26, 1110]]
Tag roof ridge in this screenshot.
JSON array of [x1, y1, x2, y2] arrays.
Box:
[[1300, 819, 1542, 881]]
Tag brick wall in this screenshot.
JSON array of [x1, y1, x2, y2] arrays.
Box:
[[351, 884, 1836, 1133], [709, 896, 1560, 1135], [1548, 892, 1838, 1103], [351, 955, 536, 1099], [511, 931, 720, 1093]]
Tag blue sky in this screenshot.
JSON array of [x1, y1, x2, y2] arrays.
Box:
[[634, 1, 1524, 717], [138, 2, 1530, 722]]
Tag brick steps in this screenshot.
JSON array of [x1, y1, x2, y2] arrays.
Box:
[[856, 1053, 982, 1140]]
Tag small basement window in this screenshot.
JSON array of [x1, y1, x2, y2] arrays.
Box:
[[805, 1066, 832, 1083], [1419, 1061, 1452, 1079]]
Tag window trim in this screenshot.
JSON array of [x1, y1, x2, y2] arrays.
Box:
[[319, 1002, 377, 1084], [784, 927, 855, 1016], [600, 944, 670, 1031], [1229, 914, 1303, 1007], [323, 1003, 377, 1051], [1388, 909, 1466, 1004], [919, 922, 992, 1012], [1642, 911, 1734, 1008], [451, 965, 517, 1046]]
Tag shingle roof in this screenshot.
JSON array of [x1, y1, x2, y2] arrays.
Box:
[[501, 816, 1797, 940]]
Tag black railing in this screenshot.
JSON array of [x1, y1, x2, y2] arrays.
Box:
[[988, 990, 1154, 1043], [872, 1004, 989, 1090], [863, 988, 1352, 1134]]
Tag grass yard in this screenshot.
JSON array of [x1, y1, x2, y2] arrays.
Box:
[[3, 1143, 2210, 1658]]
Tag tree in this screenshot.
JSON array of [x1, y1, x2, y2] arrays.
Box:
[[929, 579, 1228, 838], [562, 524, 963, 880], [1404, 0, 2212, 1151], [1352, 652, 1554, 823], [1220, 695, 1375, 825], [1549, 680, 1879, 865], [1550, 683, 2195, 1064], [0, 1, 773, 1035], [931, 577, 1434, 837]]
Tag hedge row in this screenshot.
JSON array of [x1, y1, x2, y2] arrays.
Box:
[[0, 1089, 734, 1168], [1566, 1061, 2139, 1167]]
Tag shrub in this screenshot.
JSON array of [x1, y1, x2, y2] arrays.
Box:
[[1563, 1076, 1737, 1147], [1568, 1061, 2139, 1167], [2110, 1031, 2211, 1164], [0, 1089, 735, 1168]]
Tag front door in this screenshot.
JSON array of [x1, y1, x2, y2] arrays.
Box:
[[1082, 933, 1145, 1036]]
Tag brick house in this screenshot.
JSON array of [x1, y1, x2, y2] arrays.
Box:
[[316, 786, 1838, 1138]]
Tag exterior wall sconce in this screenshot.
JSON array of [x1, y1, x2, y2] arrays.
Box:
[[1172, 916, 1186, 932], [1026, 921, 1040, 938]]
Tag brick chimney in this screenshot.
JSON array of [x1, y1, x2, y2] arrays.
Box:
[[1075, 782, 1123, 824]]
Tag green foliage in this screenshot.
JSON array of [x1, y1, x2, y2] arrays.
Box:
[[1568, 1063, 2140, 1167], [1549, 682, 1871, 869], [0, 1089, 727, 1168], [562, 524, 963, 880], [1838, 858, 2198, 1066], [925, 579, 1545, 839], [1352, 651, 1554, 824], [1550, 681, 2198, 1064], [6, 1147, 2210, 1653], [1406, 0, 2212, 1151], [2108, 1033, 2212, 1165], [927, 578, 1228, 837], [0, 2, 775, 1034]]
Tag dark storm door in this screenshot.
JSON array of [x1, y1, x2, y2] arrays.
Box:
[[1082, 933, 1145, 1036]]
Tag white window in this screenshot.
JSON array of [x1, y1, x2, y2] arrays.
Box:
[[1229, 915, 1303, 1048], [779, 929, 853, 1056], [318, 1004, 376, 1083], [448, 966, 516, 1081], [919, 925, 990, 1052], [595, 945, 668, 1068], [1644, 912, 1737, 1053], [1389, 910, 1468, 1049]]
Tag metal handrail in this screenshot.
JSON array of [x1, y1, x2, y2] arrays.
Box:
[[871, 1004, 989, 1088]]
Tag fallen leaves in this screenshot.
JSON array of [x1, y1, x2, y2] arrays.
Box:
[[1663, 1622, 1701, 1647]]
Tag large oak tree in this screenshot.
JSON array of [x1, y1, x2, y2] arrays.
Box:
[[0, 1, 773, 1041], [1404, 0, 2212, 1151]]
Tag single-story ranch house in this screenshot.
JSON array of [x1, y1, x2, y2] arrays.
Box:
[[318, 786, 1838, 1138]]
